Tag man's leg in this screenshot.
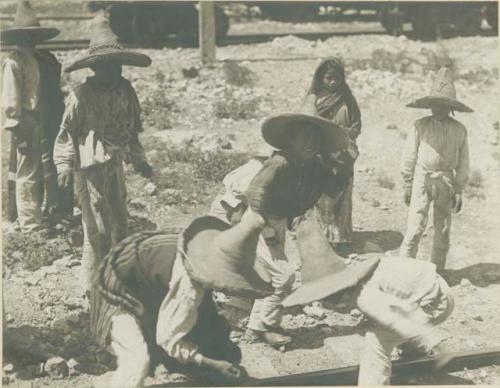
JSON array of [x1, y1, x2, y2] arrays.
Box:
[[358, 326, 405, 385], [247, 217, 295, 344], [400, 174, 431, 258], [110, 313, 150, 388], [15, 146, 43, 231], [109, 165, 128, 245], [431, 181, 453, 273]]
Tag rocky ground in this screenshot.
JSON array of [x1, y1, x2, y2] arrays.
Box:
[[2, 15, 500, 388]]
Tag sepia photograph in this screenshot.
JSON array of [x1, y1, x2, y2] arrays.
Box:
[[1, 0, 499, 386]]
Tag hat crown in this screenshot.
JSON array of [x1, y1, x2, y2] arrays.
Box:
[[14, 0, 40, 28], [296, 215, 346, 283], [430, 67, 457, 99], [88, 11, 121, 52]]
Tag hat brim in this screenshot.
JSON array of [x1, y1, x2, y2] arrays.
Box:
[[0, 27, 60, 43], [65, 48, 152, 73], [262, 113, 348, 153], [181, 215, 274, 298], [407, 96, 473, 113], [282, 257, 380, 307]]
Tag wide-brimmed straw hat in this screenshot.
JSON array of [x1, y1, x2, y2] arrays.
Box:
[[282, 214, 380, 307], [0, 1, 60, 44], [179, 215, 273, 298], [261, 95, 348, 153], [406, 67, 473, 113], [65, 11, 151, 73]]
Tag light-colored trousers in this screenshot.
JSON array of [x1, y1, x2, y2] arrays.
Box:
[[15, 135, 43, 231], [358, 279, 454, 385], [400, 170, 454, 272], [109, 313, 150, 388], [210, 200, 295, 332]]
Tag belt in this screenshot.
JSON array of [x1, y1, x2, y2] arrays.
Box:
[[424, 170, 454, 189]]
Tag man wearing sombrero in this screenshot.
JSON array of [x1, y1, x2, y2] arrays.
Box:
[[96, 215, 273, 386], [53, 11, 153, 337], [282, 216, 454, 385], [213, 97, 351, 347], [1, 0, 69, 231], [400, 67, 472, 273]]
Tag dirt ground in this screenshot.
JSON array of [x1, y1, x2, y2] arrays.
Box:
[[2, 14, 500, 388]]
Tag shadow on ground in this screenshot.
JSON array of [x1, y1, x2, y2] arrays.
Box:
[[347, 230, 404, 256], [443, 263, 500, 287]]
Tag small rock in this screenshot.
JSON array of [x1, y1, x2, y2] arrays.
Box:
[[54, 224, 64, 231], [6, 313, 14, 323], [303, 302, 327, 319], [279, 346, 286, 353], [3, 364, 14, 374], [350, 308, 362, 318], [144, 182, 157, 196], [73, 207, 82, 217], [64, 298, 84, 310], [44, 357, 69, 379], [129, 198, 146, 210], [459, 318, 467, 324], [386, 123, 398, 130], [472, 314, 483, 321], [460, 278, 472, 287], [380, 206, 390, 211], [53, 255, 71, 268], [66, 259, 81, 269], [372, 199, 381, 208], [12, 251, 24, 260], [67, 359, 80, 377], [182, 66, 199, 78]]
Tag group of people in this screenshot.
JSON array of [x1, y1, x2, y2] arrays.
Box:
[[2, 1, 473, 387]]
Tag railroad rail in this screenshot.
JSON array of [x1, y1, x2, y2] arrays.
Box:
[[0, 14, 94, 21], [0, 29, 385, 52], [245, 346, 500, 386]]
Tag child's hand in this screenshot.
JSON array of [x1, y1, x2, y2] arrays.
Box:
[[404, 187, 412, 206], [452, 193, 462, 213]]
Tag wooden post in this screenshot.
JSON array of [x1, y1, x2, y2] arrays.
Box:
[[199, 1, 216, 64]]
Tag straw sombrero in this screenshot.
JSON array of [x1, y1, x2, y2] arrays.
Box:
[[65, 11, 151, 73], [179, 215, 273, 298], [262, 95, 348, 153], [0, 1, 60, 44], [406, 67, 473, 113], [282, 214, 380, 307]]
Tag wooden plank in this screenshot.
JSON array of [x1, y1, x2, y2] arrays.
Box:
[[246, 346, 500, 386], [198, 1, 216, 64]]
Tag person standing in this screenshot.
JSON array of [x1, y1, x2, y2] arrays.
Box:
[[306, 57, 362, 254], [53, 11, 153, 337], [399, 67, 472, 272], [211, 100, 350, 347], [1, 0, 68, 231]]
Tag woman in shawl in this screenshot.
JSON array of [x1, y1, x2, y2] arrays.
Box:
[[307, 57, 361, 254]]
